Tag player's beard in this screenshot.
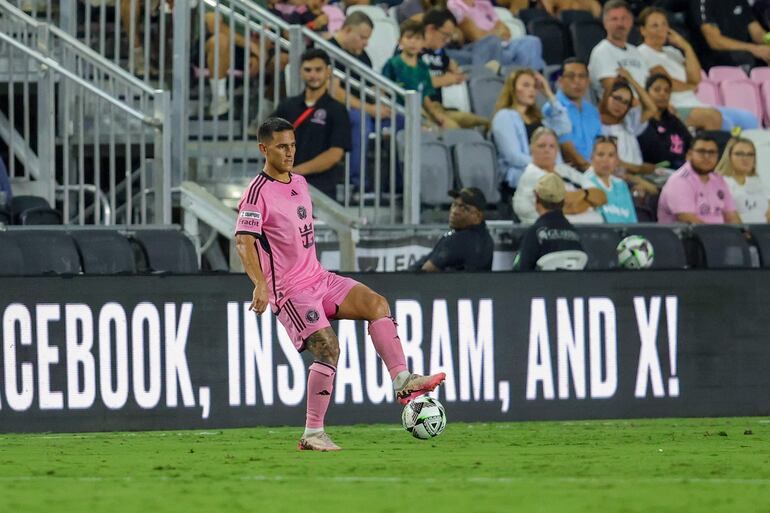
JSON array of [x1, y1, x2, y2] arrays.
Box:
[[691, 161, 715, 176]]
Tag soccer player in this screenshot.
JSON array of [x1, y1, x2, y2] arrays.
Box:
[[234, 117, 446, 452]]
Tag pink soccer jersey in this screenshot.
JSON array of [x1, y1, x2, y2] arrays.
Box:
[[235, 172, 325, 309]]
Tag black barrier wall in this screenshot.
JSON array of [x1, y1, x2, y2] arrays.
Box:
[[0, 272, 768, 433]]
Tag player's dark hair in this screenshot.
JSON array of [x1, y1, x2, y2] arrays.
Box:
[[301, 48, 330, 66], [343, 11, 373, 29], [560, 57, 587, 74], [645, 72, 672, 91], [602, 0, 632, 19], [258, 117, 294, 143], [423, 7, 457, 29], [691, 134, 719, 149], [400, 19, 425, 37], [638, 6, 668, 27]]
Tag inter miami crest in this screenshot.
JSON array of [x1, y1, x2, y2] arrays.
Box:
[[306, 309, 320, 323], [297, 206, 307, 219]]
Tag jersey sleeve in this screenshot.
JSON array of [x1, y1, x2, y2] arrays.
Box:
[[235, 189, 266, 237]]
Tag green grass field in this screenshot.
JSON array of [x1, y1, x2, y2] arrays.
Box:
[[2, 417, 769, 513]]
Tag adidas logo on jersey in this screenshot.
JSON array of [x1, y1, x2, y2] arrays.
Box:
[[291, 189, 298, 196]]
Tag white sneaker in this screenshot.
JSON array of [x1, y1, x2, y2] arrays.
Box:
[[208, 97, 230, 118]]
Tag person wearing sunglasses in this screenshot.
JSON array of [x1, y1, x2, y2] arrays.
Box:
[[716, 137, 770, 223], [657, 135, 741, 224]]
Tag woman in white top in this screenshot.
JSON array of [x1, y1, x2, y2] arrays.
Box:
[[716, 137, 770, 223], [513, 127, 606, 225], [637, 6, 760, 132]]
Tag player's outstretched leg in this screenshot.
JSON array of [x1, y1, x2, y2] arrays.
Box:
[[339, 284, 446, 405], [298, 329, 342, 451]]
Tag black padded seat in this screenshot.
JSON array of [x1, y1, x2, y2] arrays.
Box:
[[575, 226, 622, 270], [131, 229, 199, 273], [10, 230, 82, 274], [71, 230, 137, 274]]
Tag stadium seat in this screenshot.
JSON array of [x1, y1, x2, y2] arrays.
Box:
[[740, 129, 770, 186], [10, 195, 51, 224], [570, 19, 606, 64], [441, 83, 472, 113], [536, 250, 588, 270], [10, 230, 82, 274], [527, 18, 570, 65], [687, 225, 752, 269], [708, 66, 748, 84], [494, 7, 526, 40], [131, 229, 199, 273], [518, 8, 551, 27], [469, 75, 504, 120], [719, 80, 763, 123], [558, 9, 594, 26], [750, 67, 770, 85], [71, 230, 137, 274], [18, 206, 62, 225], [746, 224, 770, 268], [694, 80, 721, 106], [574, 226, 622, 270], [440, 128, 484, 148], [452, 141, 500, 204], [623, 226, 687, 270], [0, 232, 25, 275], [419, 141, 455, 206]]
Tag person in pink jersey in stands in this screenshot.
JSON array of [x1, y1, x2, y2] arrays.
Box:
[[658, 134, 742, 225], [234, 117, 446, 452]]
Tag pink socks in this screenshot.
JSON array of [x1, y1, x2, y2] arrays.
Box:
[[368, 317, 408, 380], [306, 361, 336, 430]]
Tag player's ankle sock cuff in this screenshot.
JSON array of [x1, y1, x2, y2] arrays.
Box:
[[393, 370, 410, 390], [303, 427, 324, 437]]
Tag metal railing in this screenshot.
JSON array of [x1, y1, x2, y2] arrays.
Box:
[[0, 0, 171, 224]]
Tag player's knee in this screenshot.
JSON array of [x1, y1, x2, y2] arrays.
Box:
[[368, 293, 391, 320]]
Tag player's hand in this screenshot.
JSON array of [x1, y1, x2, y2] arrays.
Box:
[[616, 67, 633, 83], [750, 44, 770, 64], [250, 281, 269, 314]]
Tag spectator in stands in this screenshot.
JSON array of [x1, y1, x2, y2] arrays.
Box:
[[637, 6, 759, 132], [327, 12, 390, 188], [598, 72, 657, 177], [657, 134, 741, 224], [411, 187, 494, 271], [396, 0, 443, 23], [689, 0, 770, 68], [637, 73, 692, 170], [492, 69, 571, 195], [205, 11, 285, 118], [588, 0, 648, 99], [556, 58, 602, 172], [446, 0, 545, 71], [272, 48, 352, 198], [513, 127, 606, 225], [383, 21, 456, 128], [717, 137, 770, 223], [585, 136, 638, 223], [513, 173, 586, 271], [420, 8, 490, 129], [0, 156, 11, 207], [272, 0, 343, 36]]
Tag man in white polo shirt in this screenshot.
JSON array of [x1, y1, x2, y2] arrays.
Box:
[[588, 0, 648, 99]]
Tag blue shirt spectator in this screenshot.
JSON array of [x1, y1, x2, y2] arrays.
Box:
[[556, 89, 602, 167], [555, 58, 602, 172], [585, 171, 637, 223]]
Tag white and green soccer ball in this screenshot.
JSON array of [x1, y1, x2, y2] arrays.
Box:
[[617, 235, 654, 269], [401, 396, 447, 440]]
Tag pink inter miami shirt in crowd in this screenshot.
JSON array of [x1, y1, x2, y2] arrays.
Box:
[[657, 161, 736, 224], [235, 172, 325, 309]]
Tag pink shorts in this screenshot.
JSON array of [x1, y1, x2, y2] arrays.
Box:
[[277, 271, 359, 351]]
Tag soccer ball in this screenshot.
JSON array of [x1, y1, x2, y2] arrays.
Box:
[[617, 235, 654, 269], [401, 396, 447, 440]]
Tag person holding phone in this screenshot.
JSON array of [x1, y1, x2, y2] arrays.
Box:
[[491, 68, 571, 199]]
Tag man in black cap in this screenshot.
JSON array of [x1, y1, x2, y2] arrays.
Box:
[[514, 174, 585, 271], [411, 187, 494, 272]]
